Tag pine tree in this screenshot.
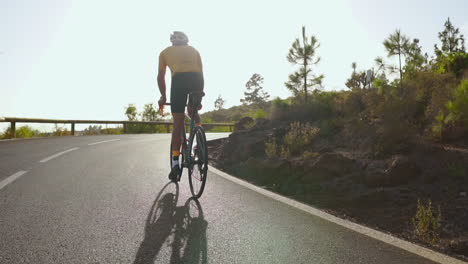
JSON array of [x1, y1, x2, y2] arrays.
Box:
[[435, 17, 465, 56], [214, 95, 225, 110], [285, 26, 324, 103], [404, 38, 427, 76], [240, 73, 270, 105], [374, 57, 387, 76], [383, 29, 410, 86]]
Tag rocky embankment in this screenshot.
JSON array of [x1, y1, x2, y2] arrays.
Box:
[[208, 117, 468, 260]]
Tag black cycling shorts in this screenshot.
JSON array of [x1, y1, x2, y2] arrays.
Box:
[[170, 72, 204, 113]]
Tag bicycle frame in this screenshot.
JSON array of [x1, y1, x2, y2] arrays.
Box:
[[161, 100, 198, 169], [181, 111, 196, 167], [161, 99, 200, 168], [161, 99, 208, 197]]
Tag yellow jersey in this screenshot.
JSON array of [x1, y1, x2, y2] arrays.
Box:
[[158, 45, 203, 76]]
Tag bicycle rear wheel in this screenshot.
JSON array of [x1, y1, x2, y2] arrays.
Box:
[[188, 126, 208, 199]]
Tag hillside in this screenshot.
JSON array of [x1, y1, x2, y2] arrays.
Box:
[[201, 102, 271, 123], [206, 24, 468, 259]]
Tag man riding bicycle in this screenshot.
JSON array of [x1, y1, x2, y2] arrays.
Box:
[[157, 31, 204, 181]]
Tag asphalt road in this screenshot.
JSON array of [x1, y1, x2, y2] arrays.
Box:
[[0, 134, 442, 263]]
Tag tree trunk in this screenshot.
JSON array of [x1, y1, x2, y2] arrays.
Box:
[[304, 63, 308, 103], [398, 51, 402, 89], [302, 26, 308, 104]]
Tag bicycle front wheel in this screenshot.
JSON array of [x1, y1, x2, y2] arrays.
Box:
[[188, 126, 208, 199]]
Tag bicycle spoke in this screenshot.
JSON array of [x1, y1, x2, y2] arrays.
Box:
[[188, 127, 208, 198]]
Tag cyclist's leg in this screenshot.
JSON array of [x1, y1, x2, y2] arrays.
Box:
[[187, 72, 204, 126], [170, 73, 189, 173], [171, 113, 184, 152]]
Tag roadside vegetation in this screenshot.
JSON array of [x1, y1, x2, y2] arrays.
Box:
[[81, 125, 123, 135], [412, 199, 442, 245], [207, 19, 467, 143], [208, 18, 468, 259], [123, 103, 233, 133], [0, 124, 72, 139], [202, 73, 270, 126], [0, 125, 42, 139], [123, 103, 169, 133]]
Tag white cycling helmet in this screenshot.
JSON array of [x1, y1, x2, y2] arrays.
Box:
[[170, 31, 189, 45]]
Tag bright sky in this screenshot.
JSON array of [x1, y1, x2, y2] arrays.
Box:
[[1, 0, 467, 129]]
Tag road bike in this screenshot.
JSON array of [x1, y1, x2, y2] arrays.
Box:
[[160, 98, 208, 199]]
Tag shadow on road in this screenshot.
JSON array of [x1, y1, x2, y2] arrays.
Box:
[[133, 182, 208, 264]]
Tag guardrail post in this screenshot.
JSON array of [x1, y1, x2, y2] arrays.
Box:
[[10, 121, 16, 138], [229, 125, 233, 132], [165, 124, 170, 133], [71, 123, 75, 136], [123, 123, 127, 134]]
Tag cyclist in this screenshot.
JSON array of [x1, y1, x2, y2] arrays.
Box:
[[157, 31, 204, 181]]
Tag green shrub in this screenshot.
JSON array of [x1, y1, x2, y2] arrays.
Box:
[[318, 119, 342, 138], [342, 90, 366, 116], [271, 92, 338, 122], [264, 122, 320, 159], [202, 116, 214, 124], [1, 127, 12, 139], [429, 80, 468, 139], [254, 109, 266, 119], [16, 126, 42, 138], [434, 52, 468, 77], [264, 139, 278, 158], [373, 77, 391, 94], [270, 97, 291, 120], [202, 117, 231, 132], [125, 124, 167, 134], [419, 73, 458, 124], [205, 125, 231, 133], [280, 145, 291, 159], [445, 80, 468, 125], [1, 125, 42, 139], [376, 123, 415, 155], [282, 122, 320, 156], [52, 124, 70, 136], [83, 125, 102, 135], [101, 127, 123, 135], [202, 101, 272, 123], [431, 111, 445, 139], [412, 199, 442, 245]]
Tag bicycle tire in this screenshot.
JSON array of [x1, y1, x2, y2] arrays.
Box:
[[188, 126, 208, 199]]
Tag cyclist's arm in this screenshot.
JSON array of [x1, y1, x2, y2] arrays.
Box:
[[157, 53, 167, 99]]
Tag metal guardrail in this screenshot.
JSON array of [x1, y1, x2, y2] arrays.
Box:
[[0, 117, 234, 138]]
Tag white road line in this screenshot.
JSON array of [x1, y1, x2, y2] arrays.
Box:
[[87, 139, 120, 146], [39, 147, 79, 163], [0, 171, 28, 191], [210, 167, 466, 264]]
